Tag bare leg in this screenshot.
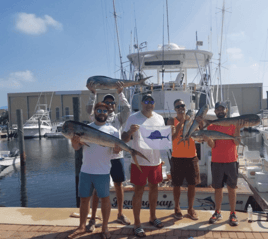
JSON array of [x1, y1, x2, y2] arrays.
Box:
[[67, 197, 90, 238], [215, 188, 223, 212], [132, 184, 145, 227], [188, 185, 196, 210], [100, 196, 111, 236], [227, 186, 236, 212], [91, 190, 99, 220], [148, 182, 158, 222], [114, 182, 124, 216], [173, 186, 181, 213]]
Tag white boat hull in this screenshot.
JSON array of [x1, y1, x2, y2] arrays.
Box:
[[23, 127, 52, 138]]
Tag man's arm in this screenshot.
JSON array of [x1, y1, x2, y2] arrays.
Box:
[[121, 124, 139, 143], [233, 120, 243, 146], [167, 117, 184, 140], [116, 82, 131, 126], [86, 82, 97, 121], [203, 135, 215, 148]]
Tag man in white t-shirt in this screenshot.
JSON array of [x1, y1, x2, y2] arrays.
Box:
[[68, 102, 120, 239], [122, 94, 165, 238]]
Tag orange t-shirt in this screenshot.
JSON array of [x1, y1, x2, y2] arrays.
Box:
[[207, 124, 238, 163], [172, 118, 197, 158]]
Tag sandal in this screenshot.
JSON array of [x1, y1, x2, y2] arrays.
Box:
[[101, 231, 111, 239], [187, 209, 199, 220], [149, 218, 164, 228], [86, 219, 95, 232], [174, 211, 183, 220], [66, 228, 86, 239], [133, 227, 146, 237]]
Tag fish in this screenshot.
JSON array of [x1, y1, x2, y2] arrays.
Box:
[[206, 114, 260, 128], [184, 104, 209, 142], [196, 196, 215, 209], [191, 130, 243, 145], [177, 109, 195, 146], [147, 130, 170, 140], [86, 75, 151, 89], [61, 120, 149, 172]]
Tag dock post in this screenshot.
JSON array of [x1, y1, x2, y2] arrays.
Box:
[[7, 122, 9, 141], [16, 109, 26, 165], [38, 118, 41, 140], [73, 97, 83, 208]]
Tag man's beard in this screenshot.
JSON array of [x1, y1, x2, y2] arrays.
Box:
[[95, 115, 107, 122], [217, 113, 226, 119]]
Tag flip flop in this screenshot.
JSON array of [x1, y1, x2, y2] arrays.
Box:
[[66, 229, 86, 239], [149, 218, 164, 228], [133, 227, 146, 237]]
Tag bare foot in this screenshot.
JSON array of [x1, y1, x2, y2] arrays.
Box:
[[67, 227, 86, 239]]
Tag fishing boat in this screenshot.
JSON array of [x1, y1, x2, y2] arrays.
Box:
[[23, 104, 52, 138], [0, 149, 20, 178]]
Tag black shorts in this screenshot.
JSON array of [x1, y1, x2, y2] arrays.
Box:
[[211, 162, 239, 189], [171, 156, 201, 186], [110, 158, 126, 183]]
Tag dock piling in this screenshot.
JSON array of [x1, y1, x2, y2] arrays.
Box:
[[73, 97, 83, 208], [38, 118, 41, 140], [16, 109, 26, 165]]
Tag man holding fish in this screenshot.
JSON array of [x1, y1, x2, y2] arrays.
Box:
[[122, 94, 165, 237], [202, 101, 243, 227], [167, 99, 203, 221], [86, 80, 132, 228], [68, 102, 121, 239]]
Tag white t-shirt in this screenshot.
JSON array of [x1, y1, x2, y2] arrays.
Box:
[[124, 111, 165, 166], [81, 122, 119, 175]]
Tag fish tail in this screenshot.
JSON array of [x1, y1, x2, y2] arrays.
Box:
[[177, 138, 183, 145], [138, 76, 152, 86], [167, 134, 170, 141], [131, 149, 149, 173]]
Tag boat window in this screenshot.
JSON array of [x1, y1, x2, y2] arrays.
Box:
[[56, 107, 60, 120], [42, 122, 49, 126], [65, 107, 70, 119]]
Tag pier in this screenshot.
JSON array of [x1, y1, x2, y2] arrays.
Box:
[[0, 207, 267, 238]]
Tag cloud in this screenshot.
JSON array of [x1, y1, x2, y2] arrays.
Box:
[[16, 13, 63, 35], [0, 70, 35, 88], [227, 48, 243, 60]]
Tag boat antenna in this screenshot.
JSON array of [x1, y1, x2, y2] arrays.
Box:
[[166, 0, 170, 45], [112, 0, 125, 79], [161, 2, 165, 86]]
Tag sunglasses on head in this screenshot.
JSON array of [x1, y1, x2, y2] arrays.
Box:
[[175, 104, 185, 109], [96, 109, 108, 114], [143, 100, 155, 105], [103, 101, 115, 105]]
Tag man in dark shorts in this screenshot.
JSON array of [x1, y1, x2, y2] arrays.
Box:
[[86, 81, 131, 230], [167, 99, 202, 221], [203, 101, 242, 226]]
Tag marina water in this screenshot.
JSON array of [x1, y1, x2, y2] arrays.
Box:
[[0, 131, 265, 208]]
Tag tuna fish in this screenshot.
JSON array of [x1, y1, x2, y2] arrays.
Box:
[[206, 114, 260, 128], [184, 104, 209, 141], [61, 120, 149, 172], [86, 75, 151, 89], [191, 130, 242, 144], [177, 109, 195, 146]]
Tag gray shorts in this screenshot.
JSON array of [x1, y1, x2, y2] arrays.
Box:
[[211, 162, 239, 189]]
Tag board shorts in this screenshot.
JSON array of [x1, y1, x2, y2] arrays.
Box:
[[110, 158, 126, 183], [171, 156, 201, 186], [211, 161, 239, 189], [130, 163, 163, 186], [78, 172, 110, 198]]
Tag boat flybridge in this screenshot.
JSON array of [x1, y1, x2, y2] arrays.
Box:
[[23, 104, 52, 138], [127, 42, 239, 120]]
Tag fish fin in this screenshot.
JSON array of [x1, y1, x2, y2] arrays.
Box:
[[188, 138, 190, 149], [183, 139, 186, 147], [131, 151, 144, 173], [177, 138, 183, 145], [82, 142, 90, 147], [138, 76, 152, 86]]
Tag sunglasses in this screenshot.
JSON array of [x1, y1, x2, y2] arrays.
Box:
[[96, 109, 108, 114], [143, 100, 155, 105], [103, 101, 115, 105], [175, 104, 185, 109]]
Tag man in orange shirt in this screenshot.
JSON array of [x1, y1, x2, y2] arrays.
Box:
[[167, 99, 201, 220], [203, 101, 242, 226]]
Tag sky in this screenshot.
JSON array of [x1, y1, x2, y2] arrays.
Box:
[[1, 0, 268, 108]]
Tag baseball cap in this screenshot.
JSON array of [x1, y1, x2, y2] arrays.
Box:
[[103, 94, 115, 101], [215, 101, 227, 109], [94, 102, 109, 110], [141, 94, 154, 102]]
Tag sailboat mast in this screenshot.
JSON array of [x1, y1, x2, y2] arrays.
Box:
[[166, 0, 170, 45], [112, 0, 124, 79]]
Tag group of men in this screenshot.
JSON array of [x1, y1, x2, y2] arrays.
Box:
[[68, 80, 242, 239]]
